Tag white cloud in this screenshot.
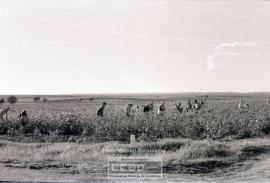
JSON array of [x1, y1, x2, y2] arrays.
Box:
[[206, 41, 270, 71]]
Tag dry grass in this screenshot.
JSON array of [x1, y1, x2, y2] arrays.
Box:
[[0, 136, 269, 174]]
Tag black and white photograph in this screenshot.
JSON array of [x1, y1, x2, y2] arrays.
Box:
[[1, 0, 270, 182]]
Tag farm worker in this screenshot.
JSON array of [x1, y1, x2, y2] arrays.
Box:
[[143, 102, 154, 113], [0, 107, 11, 122], [157, 102, 165, 115], [19, 110, 29, 127], [97, 102, 107, 116], [193, 100, 201, 110], [175, 102, 183, 113], [186, 100, 192, 112], [125, 103, 133, 117]]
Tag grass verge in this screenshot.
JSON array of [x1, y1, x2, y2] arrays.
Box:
[[0, 137, 269, 175]]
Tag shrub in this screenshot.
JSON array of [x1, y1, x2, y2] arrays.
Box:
[[181, 141, 233, 159], [7, 95, 17, 104], [89, 97, 94, 101], [0, 121, 9, 135], [0, 98, 4, 104], [33, 96, 41, 102], [57, 114, 83, 136]]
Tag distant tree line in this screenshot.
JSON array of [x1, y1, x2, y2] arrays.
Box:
[[0, 95, 18, 105], [0, 95, 95, 105]]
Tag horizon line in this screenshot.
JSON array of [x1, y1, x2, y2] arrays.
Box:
[[1, 91, 270, 96]]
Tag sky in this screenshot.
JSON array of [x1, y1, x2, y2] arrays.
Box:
[[1, 0, 270, 94]]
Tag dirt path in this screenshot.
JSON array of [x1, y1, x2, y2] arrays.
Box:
[[164, 153, 270, 183], [0, 153, 270, 183], [0, 137, 270, 182], [0, 166, 83, 182], [220, 154, 270, 183]]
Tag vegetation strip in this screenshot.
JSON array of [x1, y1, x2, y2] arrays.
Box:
[[0, 137, 269, 174]]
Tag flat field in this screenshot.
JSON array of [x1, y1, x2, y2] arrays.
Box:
[[0, 93, 270, 182]]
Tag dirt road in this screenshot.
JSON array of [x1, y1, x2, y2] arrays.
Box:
[[0, 153, 269, 183]]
